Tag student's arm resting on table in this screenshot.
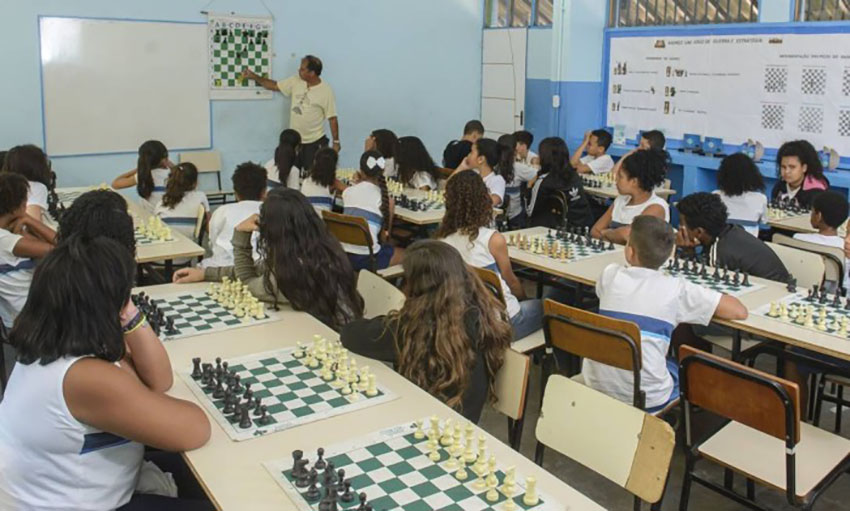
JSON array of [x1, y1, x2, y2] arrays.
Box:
[[25, 205, 43, 222], [600, 205, 666, 245], [714, 295, 748, 320], [340, 316, 398, 365], [590, 204, 615, 240], [112, 169, 138, 190], [489, 232, 526, 300]]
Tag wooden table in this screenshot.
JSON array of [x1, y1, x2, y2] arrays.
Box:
[[584, 186, 676, 201], [150, 282, 605, 511], [393, 189, 503, 226], [768, 213, 848, 238], [506, 227, 850, 362]]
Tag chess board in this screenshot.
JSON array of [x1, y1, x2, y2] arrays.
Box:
[[798, 105, 824, 134], [801, 67, 827, 96], [181, 348, 396, 442], [395, 195, 445, 213], [664, 260, 763, 298], [151, 290, 279, 340], [840, 109, 850, 138], [508, 230, 619, 265], [208, 18, 272, 90], [264, 419, 557, 511], [755, 291, 850, 340], [763, 66, 788, 94], [134, 228, 174, 246], [843, 68, 850, 97], [761, 103, 785, 131]]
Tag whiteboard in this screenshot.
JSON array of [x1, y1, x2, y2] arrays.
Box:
[[605, 31, 850, 154], [40, 17, 211, 156]]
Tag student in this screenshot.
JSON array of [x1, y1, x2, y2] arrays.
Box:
[[154, 163, 210, 240], [341, 151, 404, 270], [713, 153, 768, 236], [640, 130, 666, 151], [443, 120, 485, 169], [58, 189, 135, 256], [771, 139, 829, 208], [2, 144, 53, 222], [583, 215, 747, 411], [174, 188, 364, 331], [395, 136, 439, 190], [498, 134, 537, 229], [454, 138, 507, 207], [0, 236, 212, 511], [112, 140, 175, 210], [571, 129, 615, 175], [265, 129, 302, 190], [341, 239, 512, 423], [527, 137, 593, 229], [793, 190, 849, 290], [300, 148, 344, 215], [436, 171, 543, 340], [0, 173, 55, 328], [513, 130, 539, 167], [676, 192, 791, 283], [364, 129, 398, 178], [201, 162, 266, 269]]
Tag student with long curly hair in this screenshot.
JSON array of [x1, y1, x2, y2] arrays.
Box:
[[112, 140, 175, 210], [713, 152, 768, 236], [341, 240, 512, 422], [173, 187, 363, 331], [436, 171, 543, 340], [57, 189, 136, 257]]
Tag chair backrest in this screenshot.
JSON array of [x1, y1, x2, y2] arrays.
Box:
[[178, 151, 222, 174], [492, 348, 531, 421], [772, 233, 845, 291], [193, 204, 206, 242], [678, 345, 800, 444], [357, 270, 405, 319], [322, 210, 374, 249], [474, 267, 506, 306], [536, 374, 675, 504], [543, 299, 644, 407], [765, 241, 826, 290], [540, 190, 567, 227]]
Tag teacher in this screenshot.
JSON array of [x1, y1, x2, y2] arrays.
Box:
[[242, 55, 340, 168]]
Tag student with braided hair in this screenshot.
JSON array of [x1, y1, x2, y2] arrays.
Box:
[[154, 162, 209, 239]]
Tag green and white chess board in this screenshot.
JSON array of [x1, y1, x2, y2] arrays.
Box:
[[208, 15, 273, 98]]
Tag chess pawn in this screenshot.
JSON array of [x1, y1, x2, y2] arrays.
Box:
[[440, 419, 454, 446], [503, 485, 517, 511], [455, 459, 468, 481], [358, 367, 370, 391], [523, 476, 540, 506], [473, 468, 487, 491], [428, 441, 441, 462], [294, 341, 305, 359], [414, 419, 425, 440], [429, 415, 441, 440], [445, 454, 458, 470], [767, 301, 779, 317], [463, 435, 475, 464], [485, 470, 500, 502], [252, 303, 264, 320], [779, 302, 788, 321], [341, 382, 353, 395], [321, 361, 333, 382], [451, 423, 463, 457]]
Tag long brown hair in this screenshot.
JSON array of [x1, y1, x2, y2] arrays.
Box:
[[434, 170, 493, 243], [161, 162, 198, 209], [390, 240, 511, 411]]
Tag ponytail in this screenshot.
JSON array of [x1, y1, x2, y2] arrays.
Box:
[[136, 140, 168, 199], [496, 134, 516, 184], [162, 162, 198, 209]]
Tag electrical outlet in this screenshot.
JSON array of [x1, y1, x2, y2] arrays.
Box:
[[552, 95, 561, 108]]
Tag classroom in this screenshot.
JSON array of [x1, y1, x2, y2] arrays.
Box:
[[2, 0, 850, 510]]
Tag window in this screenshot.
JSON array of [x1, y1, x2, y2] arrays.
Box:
[[804, 0, 850, 21], [485, 0, 554, 27], [537, 0, 554, 26], [611, 0, 759, 27]]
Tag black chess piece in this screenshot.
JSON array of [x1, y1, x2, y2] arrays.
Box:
[[324, 461, 337, 484], [222, 391, 235, 414], [253, 397, 264, 417], [340, 480, 354, 502], [191, 358, 202, 380], [305, 469, 320, 500], [243, 385, 253, 400], [238, 404, 252, 429], [786, 277, 798, 294], [732, 271, 740, 286], [833, 292, 842, 308], [700, 263, 708, 278], [295, 460, 311, 488], [231, 374, 243, 393], [712, 265, 720, 281], [314, 447, 327, 470], [215, 357, 222, 373], [203, 372, 217, 392], [607, 241, 615, 250], [742, 273, 750, 287], [318, 485, 339, 511], [819, 286, 828, 304], [672, 255, 680, 271], [356, 493, 368, 511], [292, 450, 304, 476], [212, 380, 225, 399], [335, 468, 346, 492], [258, 405, 272, 425]]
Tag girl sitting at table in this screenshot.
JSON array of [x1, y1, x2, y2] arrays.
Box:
[[112, 140, 175, 211]]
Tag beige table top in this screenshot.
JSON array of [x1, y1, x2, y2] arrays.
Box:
[[506, 227, 850, 362], [148, 282, 604, 511], [393, 189, 503, 226], [768, 213, 847, 237], [584, 186, 676, 201]]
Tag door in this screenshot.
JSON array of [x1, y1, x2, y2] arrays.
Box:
[[481, 28, 527, 138]]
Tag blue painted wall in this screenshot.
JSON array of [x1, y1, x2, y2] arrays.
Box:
[[0, 0, 484, 191]]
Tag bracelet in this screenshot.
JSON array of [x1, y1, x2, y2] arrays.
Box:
[[123, 312, 147, 335]]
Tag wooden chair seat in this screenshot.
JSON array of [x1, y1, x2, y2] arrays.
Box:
[[698, 420, 850, 497], [703, 334, 762, 353]]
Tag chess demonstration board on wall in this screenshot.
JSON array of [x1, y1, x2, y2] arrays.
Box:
[[207, 13, 274, 100], [605, 28, 850, 154]]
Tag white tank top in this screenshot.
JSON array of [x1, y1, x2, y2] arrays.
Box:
[[0, 356, 144, 510], [341, 181, 384, 255], [440, 228, 521, 318], [300, 177, 335, 215], [610, 193, 670, 228]]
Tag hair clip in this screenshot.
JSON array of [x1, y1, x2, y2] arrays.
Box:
[[367, 156, 386, 170]]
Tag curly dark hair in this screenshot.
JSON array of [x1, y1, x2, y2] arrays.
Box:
[[776, 140, 826, 183], [2, 145, 51, 187], [620, 149, 668, 192], [0, 172, 29, 216], [676, 192, 729, 238], [232, 162, 267, 201], [435, 170, 493, 242], [812, 190, 849, 229], [58, 190, 136, 256], [717, 153, 764, 196], [161, 162, 198, 209]]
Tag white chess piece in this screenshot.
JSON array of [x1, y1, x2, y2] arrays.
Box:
[[365, 374, 378, 397], [523, 476, 539, 506], [414, 420, 425, 440]]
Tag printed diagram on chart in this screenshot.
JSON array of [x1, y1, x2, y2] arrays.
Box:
[[613, 61, 628, 75], [843, 68, 850, 96], [801, 67, 827, 96], [839, 109, 850, 137], [665, 66, 687, 78], [799, 105, 824, 134], [764, 66, 788, 94], [761, 103, 785, 131], [208, 21, 272, 90]]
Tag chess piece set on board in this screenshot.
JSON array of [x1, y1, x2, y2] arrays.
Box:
[[666, 254, 752, 287], [131, 292, 178, 338], [337, 168, 357, 185], [508, 227, 616, 260], [273, 417, 543, 511], [763, 283, 850, 336], [207, 277, 266, 321], [767, 197, 810, 220], [387, 179, 445, 212], [580, 172, 615, 189], [135, 216, 174, 242], [293, 335, 380, 399], [191, 356, 274, 429]]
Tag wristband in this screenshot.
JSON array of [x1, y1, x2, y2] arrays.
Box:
[[122, 311, 147, 335]]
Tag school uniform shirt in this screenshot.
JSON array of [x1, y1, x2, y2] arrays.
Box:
[[517, 150, 539, 167], [443, 140, 472, 169], [153, 190, 210, 239], [341, 181, 384, 255], [264, 159, 301, 190], [277, 77, 337, 144], [382, 157, 397, 179], [27, 181, 49, 213], [0, 356, 145, 510], [407, 171, 437, 191], [440, 228, 521, 318], [610, 193, 670, 228], [793, 233, 849, 290], [527, 169, 593, 229], [505, 162, 538, 219], [479, 171, 506, 205], [713, 190, 768, 236], [300, 177, 335, 215], [580, 154, 615, 175], [133, 167, 171, 211], [770, 175, 829, 209], [0, 228, 34, 328], [585, 264, 721, 408], [200, 200, 262, 269], [710, 224, 791, 283]]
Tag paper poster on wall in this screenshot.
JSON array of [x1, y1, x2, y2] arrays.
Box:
[[208, 13, 274, 100], [605, 31, 850, 155]]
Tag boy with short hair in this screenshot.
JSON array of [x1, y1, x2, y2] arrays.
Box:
[[584, 215, 747, 411], [571, 129, 615, 175], [793, 190, 849, 290], [443, 120, 485, 169], [640, 130, 666, 151], [676, 192, 791, 284], [200, 162, 267, 269], [513, 130, 539, 167]]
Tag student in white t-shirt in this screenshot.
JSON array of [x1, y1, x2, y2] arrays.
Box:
[[454, 139, 507, 208], [571, 129, 615, 175], [591, 149, 670, 245], [713, 153, 768, 236], [265, 129, 302, 190], [513, 130, 539, 168], [497, 134, 536, 228], [201, 162, 266, 270], [0, 173, 56, 328], [395, 136, 439, 191], [585, 216, 747, 411], [154, 163, 210, 240], [341, 151, 404, 270], [793, 191, 850, 290], [364, 129, 398, 178], [301, 148, 345, 215], [112, 140, 175, 211], [2, 144, 54, 222]]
